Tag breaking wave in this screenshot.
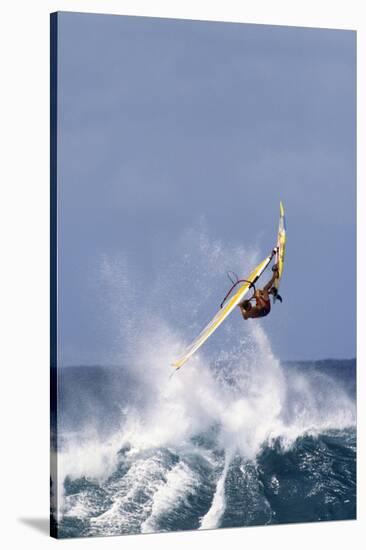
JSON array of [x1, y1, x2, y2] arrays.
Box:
[[52, 227, 356, 537]]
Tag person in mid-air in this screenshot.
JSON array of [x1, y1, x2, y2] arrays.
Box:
[[239, 264, 281, 320]]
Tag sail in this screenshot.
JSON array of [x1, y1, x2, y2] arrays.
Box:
[[172, 252, 273, 370], [274, 201, 286, 293]]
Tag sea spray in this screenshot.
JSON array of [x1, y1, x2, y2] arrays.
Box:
[[141, 460, 201, 533], [200, 451, 233, 530], [55, 228, 356, 536]]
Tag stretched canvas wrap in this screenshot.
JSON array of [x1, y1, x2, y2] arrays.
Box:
[[50, 12, 356, 539]]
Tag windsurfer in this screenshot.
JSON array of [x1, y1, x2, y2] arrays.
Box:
[[239, 264, 280, 320]]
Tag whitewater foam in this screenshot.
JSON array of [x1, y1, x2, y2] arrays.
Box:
[[200, 452, 231, 530], [141, 460, 201, 533], [55, 227, 356, 532]]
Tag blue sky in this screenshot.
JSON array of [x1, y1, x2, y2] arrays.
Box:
[[56, 12, 356, 364]]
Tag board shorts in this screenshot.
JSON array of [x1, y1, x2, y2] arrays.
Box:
[[256, 303, 271, 317]]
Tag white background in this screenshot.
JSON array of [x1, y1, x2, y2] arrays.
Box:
[[0, 1, 364, 548]]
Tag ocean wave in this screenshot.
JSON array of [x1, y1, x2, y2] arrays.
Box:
[[53, 232, 356, 537]]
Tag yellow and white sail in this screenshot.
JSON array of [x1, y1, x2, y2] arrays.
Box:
[[171, 202, 286, 371], [273, 201, 286, 293], [172, 252, 273, 370]]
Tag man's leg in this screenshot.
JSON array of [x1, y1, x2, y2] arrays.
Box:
[[239, 302, 264, 320], [243, 306, 263, 319]]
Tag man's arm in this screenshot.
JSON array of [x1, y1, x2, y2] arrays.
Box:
[[263, 265, 279, 291]]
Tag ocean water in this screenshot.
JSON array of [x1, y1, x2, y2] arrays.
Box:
[[51, 235, 356, 538], [51, 352, 356, 538]]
